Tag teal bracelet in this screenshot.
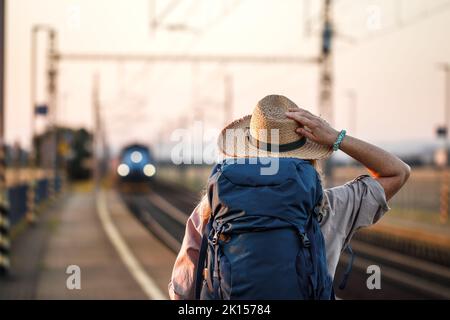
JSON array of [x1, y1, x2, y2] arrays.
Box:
[[333, 130, 347, 151]]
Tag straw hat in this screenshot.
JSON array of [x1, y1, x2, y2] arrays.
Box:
[[218, 94, 333, 159]]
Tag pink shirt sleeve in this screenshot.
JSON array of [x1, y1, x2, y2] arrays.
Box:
[[168, 196, 210, 300]]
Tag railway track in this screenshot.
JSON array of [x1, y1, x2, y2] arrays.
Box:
[[121, 179, 450, 300]]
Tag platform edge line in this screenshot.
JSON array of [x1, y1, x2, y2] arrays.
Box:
[[96, 190, 167, 300]]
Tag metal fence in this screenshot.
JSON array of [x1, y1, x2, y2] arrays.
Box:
[[7, 176, 62, 226]]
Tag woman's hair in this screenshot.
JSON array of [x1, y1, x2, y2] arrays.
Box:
[[309, 159, 324, 183]]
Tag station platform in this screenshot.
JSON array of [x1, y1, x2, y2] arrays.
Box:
[[0, 186, 175, 300]]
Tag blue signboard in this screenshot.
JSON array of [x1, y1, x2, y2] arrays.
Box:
[[35, 104, 48, 115]]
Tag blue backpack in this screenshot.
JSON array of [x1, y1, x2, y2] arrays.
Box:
[[195, 157, 334, 300]]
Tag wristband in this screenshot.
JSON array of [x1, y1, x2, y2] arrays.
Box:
[[333, 130, 346, 151]]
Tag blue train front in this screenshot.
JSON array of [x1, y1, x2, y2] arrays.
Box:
[[117, 144, 156, 182]]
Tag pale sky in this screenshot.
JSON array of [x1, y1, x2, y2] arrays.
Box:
[[6, 0, 450, 154]]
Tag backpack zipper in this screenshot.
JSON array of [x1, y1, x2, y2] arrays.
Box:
[[211, 221, 224, 299], [212, 220, 224, 245]]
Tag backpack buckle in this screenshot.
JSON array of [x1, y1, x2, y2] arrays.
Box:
[[313, 206, 323, 223], [212, 233, 219, 245], [297, 226, 311, 247], [300, 233, 311, 247]]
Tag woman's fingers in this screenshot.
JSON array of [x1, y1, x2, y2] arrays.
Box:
[[301, 126, 313, 134], [286, 110, 322, 142], [287, 108, 317, 119], [285, 111, 317, 127], [296, 127, 315, 140]]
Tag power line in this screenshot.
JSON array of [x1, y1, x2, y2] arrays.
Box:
[[303, 0, 450, 48], [55, 52, 319, 64], [358, 0, 450, 44], [334, 0, 450, 47], [150, 0, 246, 34], [197, 0, 245, 34], [150, 0, 183, 30]]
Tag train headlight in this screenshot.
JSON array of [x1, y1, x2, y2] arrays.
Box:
[[117, 163, 130, 177], [143, 164, 156, 177], [130, 151, 143, 163]]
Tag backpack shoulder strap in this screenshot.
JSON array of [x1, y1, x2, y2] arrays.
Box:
[[338, 244, 355, 290], [194, 217, 212, 299]]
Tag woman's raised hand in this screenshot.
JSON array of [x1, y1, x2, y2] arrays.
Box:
[[285, 109, 339, 146]]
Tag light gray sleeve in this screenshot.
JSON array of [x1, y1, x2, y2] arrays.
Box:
[[319, 174, 390, 249]]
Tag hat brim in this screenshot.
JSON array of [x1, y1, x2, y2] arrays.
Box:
[[217, 115, 333, 160]]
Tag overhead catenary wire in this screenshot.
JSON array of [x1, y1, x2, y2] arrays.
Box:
[[150, 0, 183, 29], [332, 0, 450, 48], [196, 0, 245, 34], [302, 0, 450, 49], [354, 0, 450, 44]]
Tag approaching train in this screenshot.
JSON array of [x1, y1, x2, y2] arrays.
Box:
[[116, 144, 156, 182]]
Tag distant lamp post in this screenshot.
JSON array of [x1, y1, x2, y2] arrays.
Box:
[[346, 90, 357, 136], [437, 63, 450, 224], [434, 146, 448, 168], [435, 131, 449, 224]]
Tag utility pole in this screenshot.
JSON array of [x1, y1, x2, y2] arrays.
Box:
[[437, 63, 450, 224], [347, 90, 357, 136], [100, 116, 109, 180], [318, 0, 334, 124], [28, 26, 37, 224], [27, 25, 43, 224], [0, 0, 9, 276], [92, 73, 101, 191], [438, 64, 450, 140], [28, 25, 56, 223], [303, 0, 312, 37], [319, 0, 334, 186], [47, 29, 58, 200], [149, 0, 156, 32]]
